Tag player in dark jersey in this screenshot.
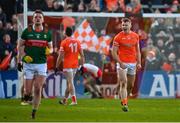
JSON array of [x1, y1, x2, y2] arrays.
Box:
[[17, 10, 53, 119]]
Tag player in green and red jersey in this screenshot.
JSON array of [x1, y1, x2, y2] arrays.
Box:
[[17, 10, 53, 119]]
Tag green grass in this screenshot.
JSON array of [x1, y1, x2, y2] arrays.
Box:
[[0, 98, 180, 122]]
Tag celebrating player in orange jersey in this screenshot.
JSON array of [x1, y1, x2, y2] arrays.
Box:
[[112, 18, 141, 112], [55, 27, 85, 105]]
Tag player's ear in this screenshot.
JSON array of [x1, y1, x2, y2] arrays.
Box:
[[42, 16, 44, 23], [129, 23, 132, 28]]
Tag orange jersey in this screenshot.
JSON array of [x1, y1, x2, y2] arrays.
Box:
[[60, 37, 81, 69], [113, 31, 139, 63]]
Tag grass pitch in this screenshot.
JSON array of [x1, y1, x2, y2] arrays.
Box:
[[0, 98, 180, 122]]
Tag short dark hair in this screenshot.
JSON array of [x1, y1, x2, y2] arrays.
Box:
[[33, 9, 44, 17], [65, 27, 73, 36], [121, 18, 131, 23]]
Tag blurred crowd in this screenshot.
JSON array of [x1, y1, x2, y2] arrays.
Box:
[[16, 0, 180, 14], [0, 0, 180, 73], [0, 0, 18, 70]]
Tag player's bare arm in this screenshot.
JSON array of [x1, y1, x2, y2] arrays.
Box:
[[56, 51, 64, 68], [112, 45, 126, 69], [17, 39, 25, 63], [136, 42, 142, 70], [79, 49, 85, 65]]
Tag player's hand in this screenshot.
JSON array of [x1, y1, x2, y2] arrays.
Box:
[[45, 47, 51, 55], [120, 62, 127, 69], [17, 63, 23, 72], [137, 63, 142, 70], [22, 55, 33, 63]]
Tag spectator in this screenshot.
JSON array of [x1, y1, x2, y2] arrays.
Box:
[[172, 17, 180, 42], [0, 6, 7, 25], [150, 18, 169, 42], [43, 0, 54, 11], [156, 38, 166, 54], [28, 0, 46, 11], [105, 0, 119, 12], [164, 34, 177, 57], [0, 34, 16, 63], [9, 23, 18, 46], [88, 0, 100, 12], [145, 50, 162, 70], [53, 0, 64, 11], [0, 20, 5, 41], [65, 0, 80, 12], [176, 58, 180, 72], [167, 0, 180, 13], [162, 52, 177, 73], [125, 0, 142, 14], [78, 2, 86, 12]]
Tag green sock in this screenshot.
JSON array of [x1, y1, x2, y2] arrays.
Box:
[[32, 109, 37, 113]]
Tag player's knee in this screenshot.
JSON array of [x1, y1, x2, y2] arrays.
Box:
[[34, 87, 41, 95]]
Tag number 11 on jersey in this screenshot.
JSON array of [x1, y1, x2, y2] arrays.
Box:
[[69, 42, 77, 53]]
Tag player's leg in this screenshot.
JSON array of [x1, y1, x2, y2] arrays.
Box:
[[23, 78, 33, 104], [118, 68, 128, 112], [127, 74, 136, 96], [114, 69, 120, 99], [91, 79, 103, 98], [64, 69, 77, 105], [114, 62, 120, 99], [126, 63, 137, 97], [32, 75, 46, 119], [114, 83, 120, 99], [21, 83, 24, 102], [23, 63, 34, 104], [83, 78, 98, 98], [31, 63, 47, 119], [59, 80, 69, 105]]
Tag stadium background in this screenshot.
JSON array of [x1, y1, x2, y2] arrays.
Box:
[[0, 0, 180, 99]]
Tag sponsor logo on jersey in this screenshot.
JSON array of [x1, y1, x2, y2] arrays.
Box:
[[44, 34, 47, 38]]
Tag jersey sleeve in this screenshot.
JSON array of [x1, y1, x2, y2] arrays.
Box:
[[21, 28, 28, 40], [113, 34, 120, 47], [47, 30, 52, 43]]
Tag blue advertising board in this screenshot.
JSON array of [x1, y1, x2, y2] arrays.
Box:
[[43, 71, 85, 98], [139, 71, 180, 98], [0, 70, 19, 98]]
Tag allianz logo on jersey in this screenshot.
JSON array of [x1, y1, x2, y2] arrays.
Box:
[[122, 37, 132, 40], [122, 43, 134, 47], [27, 34, 34, 37]]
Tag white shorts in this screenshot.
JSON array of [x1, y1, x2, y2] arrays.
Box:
[[116, 62, 136, 75], [63, 68, 77, 78], [23, 63, 47, 79]]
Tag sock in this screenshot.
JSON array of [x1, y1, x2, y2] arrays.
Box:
[[24, 94, 30, 102], [32, 109, 37, 113], [71, 95, 77, 103], [121, 98, 128, 105]]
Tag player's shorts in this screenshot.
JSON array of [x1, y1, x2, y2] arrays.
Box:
[[92, 69, 102, 78], [23, 63, 47, 79], [63, 68, 77, 79], [116, 62, 136, 75]]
